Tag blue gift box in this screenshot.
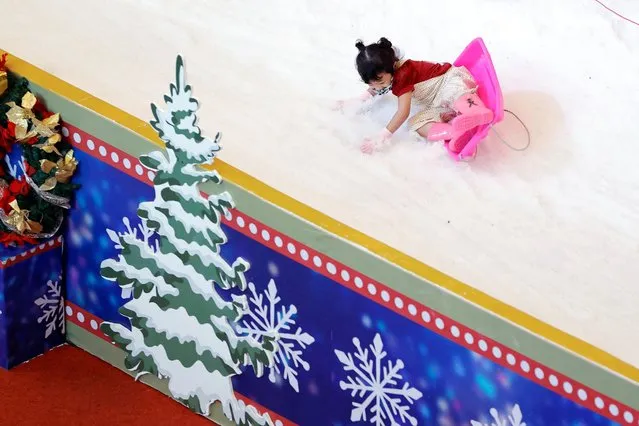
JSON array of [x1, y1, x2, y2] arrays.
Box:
[[0, 236, 65, 369]]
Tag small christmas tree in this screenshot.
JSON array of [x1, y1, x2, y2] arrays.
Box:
[[100, 56, 277, 426]]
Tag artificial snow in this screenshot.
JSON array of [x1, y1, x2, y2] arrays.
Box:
[[3, 0, 639, 367]]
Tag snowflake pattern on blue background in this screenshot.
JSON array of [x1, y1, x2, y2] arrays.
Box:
[[335, 333, 423, 425], [238, 279, 315, 393], [34, 277, 65, 338], [471, 404, 526, 426]]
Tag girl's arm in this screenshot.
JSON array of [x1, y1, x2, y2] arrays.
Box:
[[360, 92, 413, 154], [385, 92, 412, 133]]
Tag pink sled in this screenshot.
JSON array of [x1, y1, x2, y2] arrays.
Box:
[[445, 38, 504, 161]]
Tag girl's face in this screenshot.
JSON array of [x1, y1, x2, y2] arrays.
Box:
[[368, 72, 392, 90]]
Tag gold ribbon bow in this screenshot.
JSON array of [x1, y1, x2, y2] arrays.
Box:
[[6, 92, 61, 148], [34, 132, 62, 155], [5, 92, 37, 141], [7, 200, 43, 234], [32, 113, 61, 139], [39, 149, 78, 191]]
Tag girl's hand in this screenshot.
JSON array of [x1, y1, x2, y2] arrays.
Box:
[[361, 128, 392, 154], [360, 138, 375, 154], [332, 99, 346, 111]]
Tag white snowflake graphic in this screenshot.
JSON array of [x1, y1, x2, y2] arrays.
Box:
[[334, 333, 423, 426], [470, 404, 526, 426], [237, 279, 315, 392], [34, 277, 65, 338]]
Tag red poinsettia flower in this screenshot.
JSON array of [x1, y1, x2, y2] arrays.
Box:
[[8, 177, 30, 197], [24, 136, 40, 146], [6, 122, 16, 139], [0, 137, 11, 154], [0, 178, 28, 213], [16, 179, 29, 196], [32, 100, 55, 120], [8, 180, 21, 194], [0, 126, 14, 152], [0, 193, 14, 213]]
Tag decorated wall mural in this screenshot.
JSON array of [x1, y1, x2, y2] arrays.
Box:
[[55, 56, 638, 425]]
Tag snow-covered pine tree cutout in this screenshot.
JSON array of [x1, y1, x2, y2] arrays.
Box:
[[100, 56, 278, 426]]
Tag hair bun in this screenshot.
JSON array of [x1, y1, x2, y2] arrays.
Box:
[[355, 39, 365, 51], [378, 37, 392, 48]]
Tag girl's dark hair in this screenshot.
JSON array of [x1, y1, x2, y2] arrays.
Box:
[[355, 37, 400, 84]]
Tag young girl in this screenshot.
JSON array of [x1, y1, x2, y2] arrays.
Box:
[[346, 37, 493, 154]]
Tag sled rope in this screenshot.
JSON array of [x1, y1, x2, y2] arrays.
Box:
[[491, 109, 531, 152], [592, 0, 639, 27], [459, 109, 530, 162]]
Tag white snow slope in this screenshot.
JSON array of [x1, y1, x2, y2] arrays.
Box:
[[2, 0, 638, 368]]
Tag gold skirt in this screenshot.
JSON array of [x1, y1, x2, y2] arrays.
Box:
[[407, 66, 477, 131]]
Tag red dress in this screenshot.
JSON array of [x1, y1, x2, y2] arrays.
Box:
[[391, 60, 452, 97]]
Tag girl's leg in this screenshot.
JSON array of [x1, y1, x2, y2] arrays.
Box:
[[417, 121, 472, 153], [412, 110, 449, 140], [416, 123, 434, 139]]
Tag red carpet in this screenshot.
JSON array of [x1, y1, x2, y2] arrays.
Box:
[[0, 345, 214, 425]]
